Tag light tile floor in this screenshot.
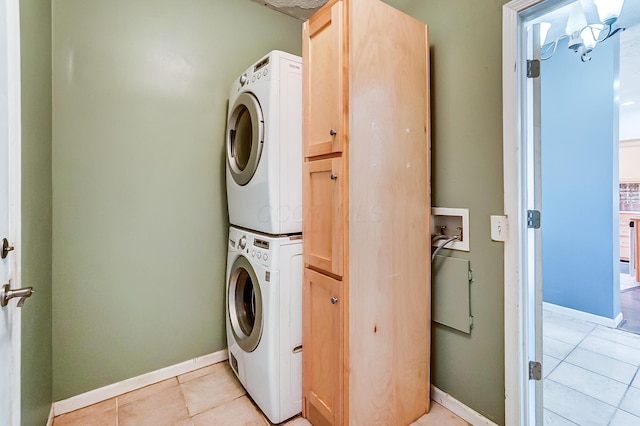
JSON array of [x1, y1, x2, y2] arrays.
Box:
[[53, 361, 469, 426], [543, 309, 640, 425]]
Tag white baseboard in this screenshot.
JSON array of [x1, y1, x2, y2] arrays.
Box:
[[543, 302, 624, 328], [46, 404, 54, 426], [53, 349, 228, 417], [431, 386, 498, 426]]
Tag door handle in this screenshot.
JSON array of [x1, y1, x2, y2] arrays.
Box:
[[1, 284, 35, 307]]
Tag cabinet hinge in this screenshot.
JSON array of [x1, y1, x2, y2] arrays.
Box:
[[527, 210, 541, 229], [527, 59, 541, 78], [529, 361, 542, 380], [468, 269, 473, 282], [468, 316, 474, 328]]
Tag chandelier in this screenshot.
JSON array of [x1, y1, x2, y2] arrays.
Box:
[[541, 0, 626, 62]]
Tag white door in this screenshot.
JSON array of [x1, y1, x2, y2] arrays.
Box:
[[523, 21, 544, 426], [503, 2, 549, 423], [0, 0, 21, 424]]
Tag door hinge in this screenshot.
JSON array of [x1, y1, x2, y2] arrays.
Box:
[[527, 59, 540, 78], [527, 210, 541, 229], [529, 361, 542, 380]]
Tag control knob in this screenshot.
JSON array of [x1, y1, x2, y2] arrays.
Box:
[[238, 236, 247, 250]]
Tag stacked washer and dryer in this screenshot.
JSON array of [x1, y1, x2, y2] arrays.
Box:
[[224, 51, 303, 424]]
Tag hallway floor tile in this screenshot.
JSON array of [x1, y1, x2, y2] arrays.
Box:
[[543, 310, 640, 425]]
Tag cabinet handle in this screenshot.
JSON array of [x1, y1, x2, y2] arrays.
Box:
[[330, 173, 338, 180], [331, 297, 338, 304], [329, 129, 337, 136]]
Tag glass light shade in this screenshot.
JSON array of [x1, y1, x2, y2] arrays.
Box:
[[581, 24, 603, 49], [594, 0, 624, 25], [566, 3, 588, 35], [540, 22, 551, 45]]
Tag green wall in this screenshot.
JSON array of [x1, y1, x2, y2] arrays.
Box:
[[50, 1, 507, 423], [51, 0, 301, 399], [385, 1, 507, 424], [20, 0, 53, 425]]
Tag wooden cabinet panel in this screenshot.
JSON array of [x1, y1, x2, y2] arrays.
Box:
[[303, 157, 343, 277], [302, 0, 344, 158], [303, 268, 343, 426], [620, 213, 637, 261], [621, 246, 630, 262], [634, 218, 640, 282], [620, 140, 640, 183], [302, 0, 430, 424]]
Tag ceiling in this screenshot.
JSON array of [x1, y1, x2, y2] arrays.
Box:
[[250, 0, 327, 20]]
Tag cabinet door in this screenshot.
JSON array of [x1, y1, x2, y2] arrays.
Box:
[[303, 157, 343, 277], [302, 0, 344, 158], [303, 268, 343, 426]]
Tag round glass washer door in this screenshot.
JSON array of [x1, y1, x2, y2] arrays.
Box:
[[228, 256, 263, 352], [227, 92, 264, 186]]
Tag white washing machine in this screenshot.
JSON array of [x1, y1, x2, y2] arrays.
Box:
[[226, 50, 302, 235], [225, 226, 303, 423]]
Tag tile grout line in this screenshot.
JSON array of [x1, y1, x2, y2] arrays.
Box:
[[609, 384, 639, 425], [545, 377, 616, 407], [583, 323, 630, 423], [560, 356, 638, 387], [591, 326, 640, 351], [545, 407, 580, 426], [566, 342, 640, 369], [551, 322, 640, 425], [546, 325, 616, 425], [177, 376, 193, 424], [581, 324, 640, 371]]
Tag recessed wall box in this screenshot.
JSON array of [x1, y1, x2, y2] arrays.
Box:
[[431, 207, 470, 252]]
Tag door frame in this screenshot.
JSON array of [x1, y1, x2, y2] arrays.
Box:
[[3, 0, 22, 423], [502, 1, 546, 424]]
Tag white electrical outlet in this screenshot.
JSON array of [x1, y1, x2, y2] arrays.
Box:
[[490, 215, 508, 241]]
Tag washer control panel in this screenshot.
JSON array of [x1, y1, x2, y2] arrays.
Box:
[[251, 238, 269, 262], [229, 230, 273, 267], [243, 56, 270, 86]]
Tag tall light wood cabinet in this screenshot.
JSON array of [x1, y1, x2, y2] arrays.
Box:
[[302, 0, 431, 424]]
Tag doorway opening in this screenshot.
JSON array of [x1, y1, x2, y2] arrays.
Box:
[[504, 0, 640, 424]]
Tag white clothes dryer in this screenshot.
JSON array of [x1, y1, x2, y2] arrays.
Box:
[[226, 51, 302, 235], [225, 226, 303, 423]]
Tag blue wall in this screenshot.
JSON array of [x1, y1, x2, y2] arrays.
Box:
[[541, 38, 620, 319]]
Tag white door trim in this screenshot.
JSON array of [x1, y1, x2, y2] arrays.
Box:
[[6, 0, 22, 423], [7, 0, 21, 267], [502, 1, 546, 425]]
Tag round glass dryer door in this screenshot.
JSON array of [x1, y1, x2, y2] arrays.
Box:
[[228, 256, 263, 352], [227, 92, 264, 186]]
